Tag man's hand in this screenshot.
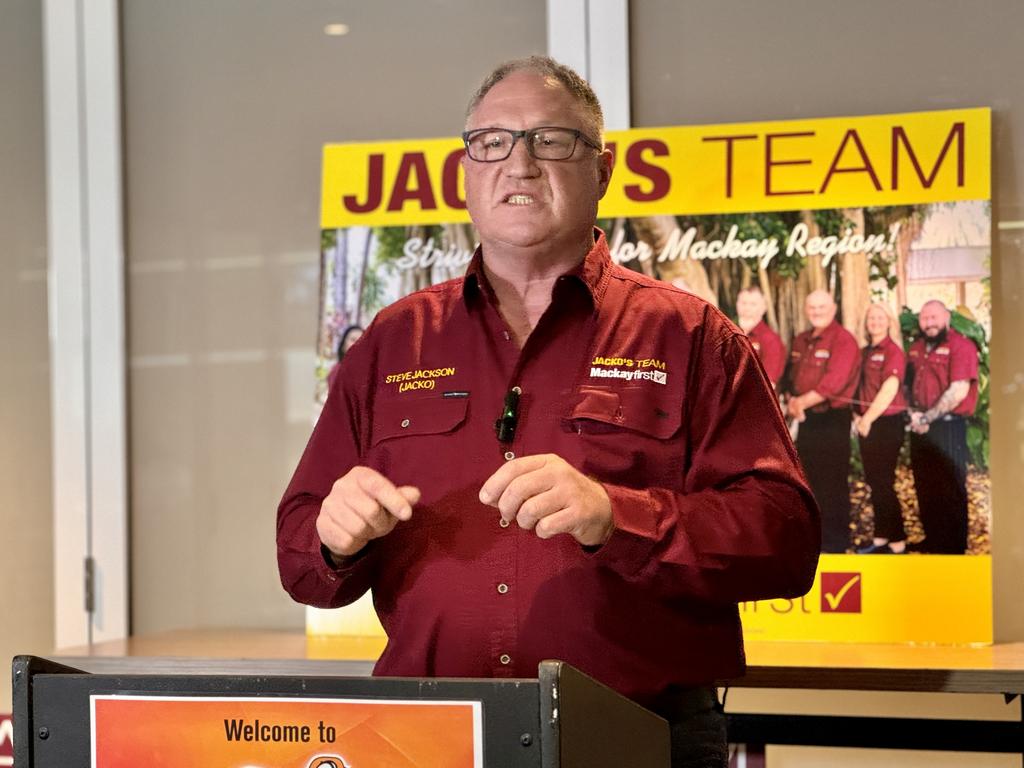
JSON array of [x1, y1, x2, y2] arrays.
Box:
[[317, 466, 421, 559], [786, 395, 806, 422], [855, 414, 873, 438], [908, 410, 930, 435], [479, 454, 613, 547]]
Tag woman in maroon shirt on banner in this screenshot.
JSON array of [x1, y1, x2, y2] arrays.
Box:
[[854, 303, 909, 554]]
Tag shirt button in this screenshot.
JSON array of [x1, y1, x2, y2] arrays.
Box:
[[504, 451, 515, 461], [400, 418, 410, 428], [499, 518, 510, 528], [497, 583, 509, 594], [499, 654, 511, 665]]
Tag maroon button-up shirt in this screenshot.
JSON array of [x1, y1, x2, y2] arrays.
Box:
[[907, 329, 979, 414], [784, 320, 860, 410], [746, 319, 786, 386], [278, 233, 819, 706], [857, 337, 907, 416]]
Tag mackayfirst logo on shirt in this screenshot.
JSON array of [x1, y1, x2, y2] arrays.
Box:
[[589, 367, 668, 385], [590, 355, 668, 385]]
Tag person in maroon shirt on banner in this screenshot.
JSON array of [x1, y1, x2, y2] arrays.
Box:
[[906, 300, 979, 554], [278, 56, 819, 768], [854, 303, 909, 554], [782, 290, 860, 553], [735, 286, 785, 388]]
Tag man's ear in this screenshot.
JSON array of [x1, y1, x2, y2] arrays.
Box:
[[596, 148, 614, 199]]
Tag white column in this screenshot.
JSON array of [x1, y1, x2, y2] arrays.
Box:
[[547, 0, 631, 130], [43, 0, 128, 648]]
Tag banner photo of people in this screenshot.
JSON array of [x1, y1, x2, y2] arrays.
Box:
[[314, 108, 991, 644]]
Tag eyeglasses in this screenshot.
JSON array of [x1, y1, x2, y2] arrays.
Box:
[[461, 126, 601, 162]]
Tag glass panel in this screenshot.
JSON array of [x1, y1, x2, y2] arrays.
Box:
[[123, 0, 546, 633], [0, 0, 52, 711]]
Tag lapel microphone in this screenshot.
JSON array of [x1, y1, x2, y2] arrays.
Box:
[[495, 387, 521, 444]]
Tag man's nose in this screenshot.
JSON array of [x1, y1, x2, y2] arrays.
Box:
[[504, 138, 541, 176]]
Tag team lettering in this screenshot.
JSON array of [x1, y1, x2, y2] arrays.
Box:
[[342, 138, 674, 215], [592, 356, 667, 370], [703, 122, 966, 198], [331, 116, 976, 221]]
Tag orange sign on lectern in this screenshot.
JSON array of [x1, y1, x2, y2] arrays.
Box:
[[91, 695, 482, 768]]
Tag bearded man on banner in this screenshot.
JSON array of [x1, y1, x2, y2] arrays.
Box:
[[278, 55, 819, 768]]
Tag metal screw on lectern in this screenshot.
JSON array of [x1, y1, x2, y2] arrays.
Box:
[[520, 733, 533, 747], [38, 727, 50, 740]]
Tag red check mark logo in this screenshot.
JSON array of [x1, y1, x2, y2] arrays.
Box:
[[820, 572, 862, 613]]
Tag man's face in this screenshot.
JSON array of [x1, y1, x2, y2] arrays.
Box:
[[805, 292, 836, 330], [919, 303, 950, 338], [736, 291, 766, 325], [461, 71, 612, 254]]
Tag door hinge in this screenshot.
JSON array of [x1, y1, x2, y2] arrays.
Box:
[[84, 555, 96, 614]]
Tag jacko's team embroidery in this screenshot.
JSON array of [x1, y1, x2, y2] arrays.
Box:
[[589, 355, 669, 385]]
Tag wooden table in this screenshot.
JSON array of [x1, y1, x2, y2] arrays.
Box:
[[54, 630, 1024, 762], [731, 640, 1024, 761]]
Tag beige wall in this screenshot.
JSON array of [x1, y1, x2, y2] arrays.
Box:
[[631, 1, 1023, 765], [123, 0, 548, 634], [0, 0, 54, 711]]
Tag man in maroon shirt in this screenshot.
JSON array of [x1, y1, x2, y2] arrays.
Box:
[[782, 290, 860, 553], [736, 286, 785, 387], [278, 56, 819, 767], [906, 300, 979, 554]]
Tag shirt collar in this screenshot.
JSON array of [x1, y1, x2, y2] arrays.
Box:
[[462, 228, 612, 310], [811, 318, 840, 339]]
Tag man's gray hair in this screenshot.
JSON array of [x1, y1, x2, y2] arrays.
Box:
[[465, 55, 604, 143]]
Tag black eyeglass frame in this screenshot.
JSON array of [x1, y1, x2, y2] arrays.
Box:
[[461, 126, 603, 162]]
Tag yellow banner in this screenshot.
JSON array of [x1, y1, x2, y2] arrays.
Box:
[[740, 554, 992, 644], [321, 108, 990, 228], [309, 555, 992, 647]]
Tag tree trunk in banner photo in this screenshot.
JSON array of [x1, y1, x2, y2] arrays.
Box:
[[355, 227, 374, 326], [631, 214, 717, 305], [840, 207, 870, 340]]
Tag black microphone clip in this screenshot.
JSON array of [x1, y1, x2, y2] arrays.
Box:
[[495, 387, 520, 444]]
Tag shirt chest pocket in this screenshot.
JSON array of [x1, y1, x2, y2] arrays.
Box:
[[367, 396, 471, 485], [562, 385, 684, 487]]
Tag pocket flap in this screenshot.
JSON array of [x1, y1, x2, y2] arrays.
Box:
[[372, 396, 469, 445], [566, 386, 681, 440]]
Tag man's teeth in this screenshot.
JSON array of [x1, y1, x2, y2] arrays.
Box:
[[506, 194, 534, 205]]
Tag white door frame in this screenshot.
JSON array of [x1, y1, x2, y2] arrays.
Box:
[[547, 0, 631, 130], [43, 0, 128, 649]]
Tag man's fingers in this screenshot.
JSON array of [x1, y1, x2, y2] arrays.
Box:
[[533, 507, 577, 539], [355, 469, 416, 521], [317, 512, 368, 558], [397, 485, 422, 508], [498, 472, 557, 523], [515, 488, 567, 531], [348, 496, 399, 537], [479, 455, 548, 506]]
